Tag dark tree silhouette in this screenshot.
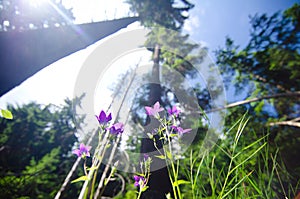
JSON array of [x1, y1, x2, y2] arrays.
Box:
[[127, 0, 194, 30], [0, 98, 83, 198]]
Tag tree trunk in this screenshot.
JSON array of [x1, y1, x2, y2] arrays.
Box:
[[140, 44, 172, 198]]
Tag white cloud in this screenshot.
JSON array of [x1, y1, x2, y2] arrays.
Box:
[[184, 15, 200, 32]]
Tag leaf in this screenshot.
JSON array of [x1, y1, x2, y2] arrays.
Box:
[[155, 155, 166, 159], [135, 173, 145, 177], [159, 136, 165, 140], [166, 150, 172, 159], [71, 176, 88, 183], [104, 178, 109, 186], [254, 100, 265, 113], [160, 127, 167, 132], [173, 179, 190, 186], [141, 186, 149, 192], [147, 133, 153, 139], [169, 133, 178, 138], [1, 109, 13, 119]]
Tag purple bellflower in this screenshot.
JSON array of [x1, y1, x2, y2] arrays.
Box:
[[108, 122, 124, 135], [143, 154, 149, 160], [73, 143, 92, 158], [171, 125, 192, 135], [145, 101, 164, 118], [134, 175, 146, 187], [167, 105, 181, 117], [96, 110, 112, 125]]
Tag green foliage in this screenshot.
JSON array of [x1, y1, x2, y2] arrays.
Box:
[[126, 0, 194, 30], [114, 184, 137, 199], [0, 98, 83, 198], [186, 113, 298, 198], [129, 26, 212, 129], [71, 175, 89, 184], [22, 148, 61, 198], [116, 3, 300, 199], [145, 26, 204, 77], [118, 111, 299, 198], [215, 4, 300, 194], [216, 3, 300, 95], [0, 109, 13, 119]]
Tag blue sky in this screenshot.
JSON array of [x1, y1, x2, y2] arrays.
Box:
[[185, 0, 298, 55], [0, 0, 298, 111]]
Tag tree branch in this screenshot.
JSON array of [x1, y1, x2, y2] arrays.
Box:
[[252, 73, 291, 93], [205, 91, 300, 113], [268, 117, 300, 128]]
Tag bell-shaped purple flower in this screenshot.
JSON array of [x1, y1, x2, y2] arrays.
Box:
[[171, 125, 192, 135], [73, 143, 92, 158], [96, 110, 112, 125], [145, 101, 164, 118], [143, 154, 149, 160], [167, 105, 181, 117], [108, 122, 124, 135], [133, 175, 146, 187]]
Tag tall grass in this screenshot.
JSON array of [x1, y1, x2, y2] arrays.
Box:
[[97, 109, 299, 199], [180, 114, 299, 199], [119, 113, 300, 198]]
